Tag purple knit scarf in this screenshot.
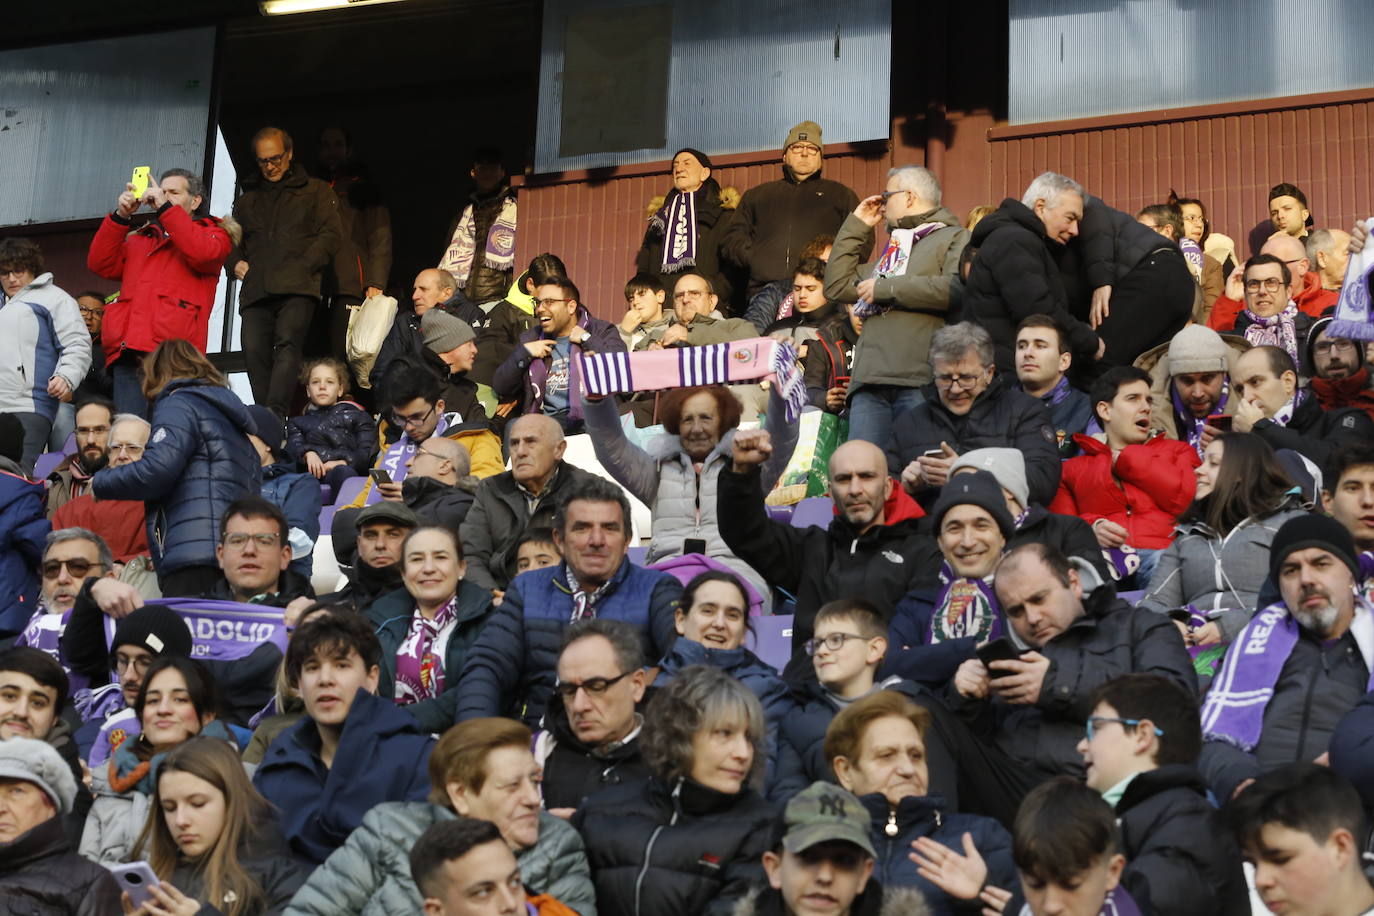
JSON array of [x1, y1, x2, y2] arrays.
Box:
[[656, 190, 698, 274], [1242, 303, 1302, 366], [1171, 377, 1229, 457], [928, 562, 1003, 644]]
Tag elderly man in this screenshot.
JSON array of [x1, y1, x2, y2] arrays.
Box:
[[460, 414, 598, 595], [370, 267, 482, 394], [659, 271, 757, 347], [1209, 233, 1337, 332], [1306, 315, 1374, 423], [319, 501, 418, 615], [44, 397, 114, 518], [823, 166, 968, 450], [392, 434, 478, 532], [720, 120, 860, 300], [14, 529, 117, 662], [457, 478, 680, 727], [1199, 516, 1374, 801], [51, 413, 150, 563], [961, 171, 1103, 374], [636, 148, 730, 297], [1231, 345, 1373, 467], [719, 432, 938, 681], [1307, 228, 1350, 292], [888, 322, 1060, 509]]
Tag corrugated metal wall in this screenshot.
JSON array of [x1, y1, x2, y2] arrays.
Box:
[[989, 91, 1374, 259], [517, 149, 893, 320]]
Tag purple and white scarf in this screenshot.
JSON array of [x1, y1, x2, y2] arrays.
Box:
[[565, 565, 613, 623], [1171, 377, 1229, 457], [1242, 302, 1302, 367], [1201, 599, 1374, 751], [929, 562, 1002, 644], [1179, 237, 1205, 282], [1101, 545, 1143, 582], [439, 196, 517, 285], [363, 413, 458, 505], [394, 597, 458, 706], [654, 190, 699, 274], [853, 222, 946, 318], [1267, 389, 1309, 428], [1018, 886, 1142, 916], [1329, 222, 1374, 341]]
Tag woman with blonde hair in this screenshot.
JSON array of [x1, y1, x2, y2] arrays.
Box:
[[126, 737, 306, 916], [91, 338, 261, 595]]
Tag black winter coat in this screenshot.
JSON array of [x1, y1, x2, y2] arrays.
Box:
[[403, 475, 476, 533], [168, 825, 308, 916], [1330, 690, 1374, 810], [443, 186, 517, 304], [1252, 391, 1374, 468], [961, 199, 1099, 374], [1115, 765, 1251, 916], [637, 178, 730, 297], [538, 695, 651, 810], [0, 815, 122, 916], [1074, 195, 1179, 292], [471, 278, 538, 387], [887, 374, 1062, 509], [1009, 505, 1111, 580], [369, 297, 482, 395], [285, 400, 378, 472], [319, 163, 392, 299], [573, 776, 776, 916], [803, 312, 858, 411], [228, 163, 343, 304]]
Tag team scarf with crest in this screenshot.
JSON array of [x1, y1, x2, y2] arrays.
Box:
[[852, 223, 946, 318]]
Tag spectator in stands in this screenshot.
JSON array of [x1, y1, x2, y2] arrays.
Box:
[[655, 571, 790, 778], [385, 434, 479, 533], [365, 526, 494, 733], [1324, 445, 1374, 554], [536, 619, 652, 814], [583, 382, 793, 606], [945, 543, 1195, 824], [317, 502, 417, 616], [13, 529, 114, 677], [617, 272, 672, 351], [1075, 674, 1248, 915], [762, 258, 838, 354], [1134, 323, 1247, 457], [421, 309, 487, 423], [0, 413, 49, 637], [371, 268, 472, 395], [659, 272, 758, 348], [0, 237, 91, 475], [492, 275, 624, 434], [1173, 191, 1238, 277], [1209, 233, 1337, 332], [637, 148, 731, 299], [1051, 366, 1200, 587], [254, 614, 433, 865], [285, 356, 378, 492], [291, 715, 594, 916], [439, 147, 518, 307], [803, 300, 862, 416], [1269, 181, 1312, 240], [821, 165, 967, 450], [316, 125, 392, 364], [1307, 316, 1374, 423], [890, 321, 1061, 509], [1011, 315, 1092, 457], [460, 414, 598, 596], [247, 405, 321, 579], [45, 396, 113, 520], [744, 235, 834, 334], [1308, 227, 1350, 292], [81, 656, 235, 865], [1198, 515, 1371, 804], [1137, 202, 1224, 313], [68, 291, 113, 411], [1233, 345, 1374, 467], [471, 252, 559, 387], [88, 168, 233, 418], [409, 817, 583, 916], [458, 478, 680, 726], [1225, 764, 1374, 916], [516, 527, 561, 573], [1139, 433, 1307, 647], [90, 339, 259, 596], [961, 172, 1102, 374], [131, 736, 307, 915], [230, 126, 343, 419], [0, 738, 121, 914], [721, 433, 937, 681], [52, 414, 151, 564], [575, 665, 775, 915], [1229, 254, 1316, 366], [829, 690, 1017, 911], [721, 121, 860, 301]]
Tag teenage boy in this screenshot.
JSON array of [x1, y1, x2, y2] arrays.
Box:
[[254, 614, 434, 865], [1012, 315, 1092, 456], [409, 816, 577, 916], [1325, 445, 1374, 555], [1077, 673, 1248, 916], [617, 273, 671, 351]]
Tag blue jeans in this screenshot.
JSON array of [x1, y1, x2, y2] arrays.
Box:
[[112, 353, 149, 419], [846, 386, 925, 453]]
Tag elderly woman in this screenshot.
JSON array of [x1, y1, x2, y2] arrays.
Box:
[[827, 690, 1016, 915], [581, 383, 795, 607], [285, 716, 596, 916], [574, 665, 776, 916], [366, 526, 495, 733]]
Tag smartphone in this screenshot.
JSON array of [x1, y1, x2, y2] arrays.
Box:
[[923, 448, 946, 458], [111, 861, 160, 908], [130, 166, 152, 201], [976, 637, 1028, 678], [684, 538, 707, 556], [1207, 414, 1233, 432], [369, 468, 392, 485], [833, 375, 851, 387]]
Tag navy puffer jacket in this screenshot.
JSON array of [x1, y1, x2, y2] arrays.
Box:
[[285, 399, 378, 471], [92, 378, 261, 575]]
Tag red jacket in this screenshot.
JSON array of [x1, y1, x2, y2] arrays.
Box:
[[1050, 434, 1200, 550], [1206, 270, 1337, 332], [51, 494, 148, 562], [1313, 366, 1374, 425], [86, 203, 233, 367]]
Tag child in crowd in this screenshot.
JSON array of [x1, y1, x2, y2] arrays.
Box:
[[285, 357, 379, 493], [514, 527, 561, 575], [617, 273, 671, 352]]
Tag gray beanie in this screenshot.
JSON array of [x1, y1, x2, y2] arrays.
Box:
[[1167, 324, 1230, 376], [0, 737, 77, 815], [950, 448, 1029, 511], [421, 309, 476, 354]]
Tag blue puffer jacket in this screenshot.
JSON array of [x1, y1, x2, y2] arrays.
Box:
[[92, 378, 261, 575], [457, 559, 681, 726], [285, 399, 378, 472], [0, 456, 48, 636], [261, 460, 322, 578], [655, 638, 792, 783]]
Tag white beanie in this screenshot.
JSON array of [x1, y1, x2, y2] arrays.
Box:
[[949, 447, 1029, 510]]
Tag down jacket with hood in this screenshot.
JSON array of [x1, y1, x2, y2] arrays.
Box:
[[91, 378, 261, 576], [283, 803, 597, 916], [0, 455, 47, 636], [717, 464, 940, 683], [284, 399, 378, 472], [227, 163, 343, 305], [87, 201, 235, 366], [580, 388, 797, 605], [491, 304, 626, 423], [0, 271, 91, 418]]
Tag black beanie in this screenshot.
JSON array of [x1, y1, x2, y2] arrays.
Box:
[[675, 147, 713, 170], [1268, 513, 1360, 582], [111, 605, 193, 659], [932, 470, 1016, 540]]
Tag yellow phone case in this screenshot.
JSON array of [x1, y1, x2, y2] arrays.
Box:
[[131, 166, 151, 200]]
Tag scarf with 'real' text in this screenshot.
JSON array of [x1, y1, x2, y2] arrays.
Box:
[[654, 189, 699, 274], [439, 195, 517, 285]]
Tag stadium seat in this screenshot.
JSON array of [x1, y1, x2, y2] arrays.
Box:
[[790, 497, 833, 529], [333, 476, 367, 508], [748, 613, 793, 674], [32, 451, 65, 482]]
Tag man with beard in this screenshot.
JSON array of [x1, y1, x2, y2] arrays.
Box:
[[1307, 316, 1374, 424], [50, 414, 150, 563], [44, 397, 114, 518], [1198, 515, 1374, 802]]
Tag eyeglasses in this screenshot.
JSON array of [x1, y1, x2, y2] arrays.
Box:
[[1244, 278, 1285, 294], [1181, 214, 1206, 224], [0, 269, 30, 279], [391, 403, 436, 429], [114, 653, 153, 675], [880, 190, 910, 201], [1314, 339, 1357, 356], [42, 557, 104, 579], [533, 297, 570, 309], [554, 670, 633, 698], [934, 370, 987, 390], [804, 632, 867, 656], [673, 289, 707, 302], [787, 144, 821, 156], [110, 441, 145, 457], [1085, 716, 1164, 740], [256, 152, 288, 167], [222, 532, 281, 550], [78, 305, 104, 316], [413, 444, 448, 463]]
